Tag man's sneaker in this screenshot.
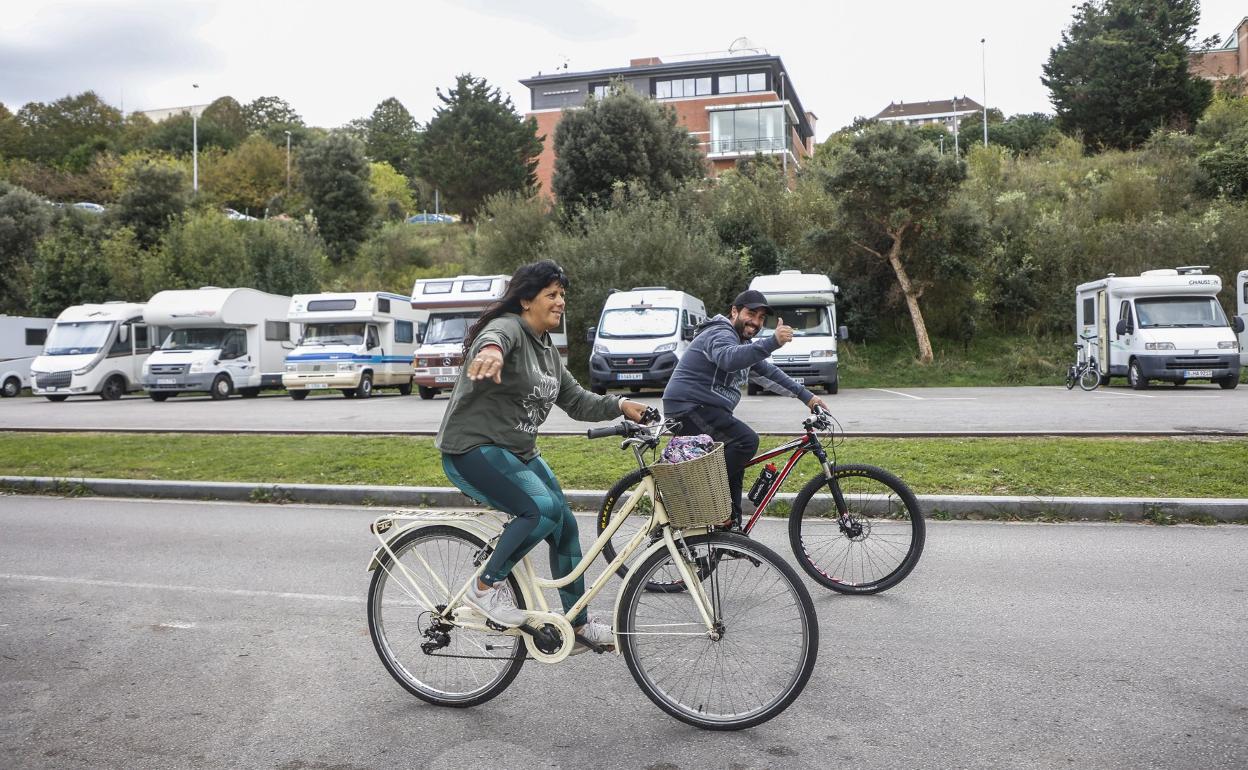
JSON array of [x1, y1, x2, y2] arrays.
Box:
[[570, 617, 615, 655], [463, 581, 526, 627]]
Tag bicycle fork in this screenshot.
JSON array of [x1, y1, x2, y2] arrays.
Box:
[[810, 443, 857, 533], [667, 529, 723, 641]]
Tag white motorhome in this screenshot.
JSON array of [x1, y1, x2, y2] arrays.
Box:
[[283, 292, 427, 399], [30, 302, 155, 400], [747, 271, 849, 395], [1075, 267, 1243, 390], [410, 274, 568, 400], [587, 287, 706, 394], [1237, 269, 1247, 358], [0, 315, 54, 397], [141, 288, 294, 401]]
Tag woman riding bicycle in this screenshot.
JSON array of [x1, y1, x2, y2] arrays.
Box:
[[434, 260, 649, 651]]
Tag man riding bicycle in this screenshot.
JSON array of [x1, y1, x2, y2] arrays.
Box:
[[662, 289, 826, 526]]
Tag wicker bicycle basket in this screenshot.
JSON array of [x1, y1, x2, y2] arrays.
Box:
[[648, 442, 733, 529]]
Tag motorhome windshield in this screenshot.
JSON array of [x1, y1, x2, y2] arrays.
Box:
[[161, 328, 231, 351], [756, 306, 831, 338], [1135, 297, 1228, 328], [43, 321, 114, 355], [301, 322, 366, 346], [423, 312, 477, 345], [599, 308, 679, 339]]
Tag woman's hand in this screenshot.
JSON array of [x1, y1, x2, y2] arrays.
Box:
[[467, 345, 504, 383], [620, 399, 649, 422]]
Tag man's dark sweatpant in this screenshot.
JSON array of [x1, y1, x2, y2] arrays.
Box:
[[670, 403, 759, 524]]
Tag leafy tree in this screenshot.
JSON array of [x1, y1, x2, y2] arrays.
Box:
[[363, 98, 421, 177], [0, 103, 27, 158], [242, 96, 308, 145], [144, 111, 239, 155], [201, 97, 249, 148], [99, 226, 154, 300], [112, 160, 190, 247], [242, 222, 328, 296], [369, 161, 416, 222], [29, 215, 114, 314], [1196, 129, 1248, 198], [202, 135, 285, 214], [552, 87, 704, 208], [471, 191, 555, 275], [13, 91, 123, 165], [417, 74, 543, 221], [1042, 0, 1213, 150], [152, 211, 251, 289], [819, 122, 966, 363], [297, 132, 372, 262], [0, 181, 53, 313]]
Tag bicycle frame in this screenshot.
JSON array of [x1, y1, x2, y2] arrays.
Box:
[[367, 475, 719, 663], [738, 427, 841, 533]]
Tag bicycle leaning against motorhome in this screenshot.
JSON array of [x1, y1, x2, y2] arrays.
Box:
[[1066, 333, 1102, 392], [365, 412, 819, 731], [597, 407, 926, 595]]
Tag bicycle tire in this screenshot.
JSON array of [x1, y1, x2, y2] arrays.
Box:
[[596, 470, 691, 593], [788, 464, 925, 595], [1078, 364, 1100, 391], [1065, 366, 1076, 390], [616, 531, 818, 730], [368, 525, 526, 707]]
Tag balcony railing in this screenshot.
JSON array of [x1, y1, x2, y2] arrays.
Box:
[[705, 137, 788, 155]]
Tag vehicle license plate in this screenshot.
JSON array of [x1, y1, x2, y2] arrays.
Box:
[[1184, 369, 1212, 378], [617, 372, 643, 381], [307, 383, 329, 389], [791, 377, 806, 384], [157, 378, 175, 385], [45, 386, 59, 392], [435, 376, 457, 383]]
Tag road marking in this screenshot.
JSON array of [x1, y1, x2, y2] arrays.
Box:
[[1090, 391, 1155, 399], [870, 388, 924, 400], [0, 573, 362, 604]]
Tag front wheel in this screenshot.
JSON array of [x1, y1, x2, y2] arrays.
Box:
[[397, 381, 413, 396], [356, 373, 373, 399], [1078, 363, 1100, 391], [149, 392, 170, 402], [1128, 359, 1148, 390], [1, 376, 20, 398], [417, 386, 437, 400], [209, 374, 232, 400], [617, 531, 818, 731], [45, 394, 69, 402], [288, 390, 308, 400], [100, 375, 126, 401], [1218, 372, 1239, 390], [368, 525, 526, 708], [789, 464, 925, 595], [597, 470, 686, 592], [825, 378, 838, 395]]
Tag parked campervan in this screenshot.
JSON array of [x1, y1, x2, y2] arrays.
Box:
[[1237, 269, 1247, 357], [1075, 267, 1243, 389], [410, 274, 568, 400], [283, 292, 426, 399], [30, 302, 154, 400], [587, 288, 706, 394], [746, 271, 848, 395], [0, 315, 54, 397], [141, 288, 294, 400]]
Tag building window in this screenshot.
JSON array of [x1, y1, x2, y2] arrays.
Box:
[[709, 106, 787, 155], [717, 72, 768, 95], [590, 81, 610, 99], [655, 76, 712, 99], [396, 320, 414, 344]]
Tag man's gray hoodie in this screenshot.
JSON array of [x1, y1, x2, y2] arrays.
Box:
[[662, 314, 814, 415]]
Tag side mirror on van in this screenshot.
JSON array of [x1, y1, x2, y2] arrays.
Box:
[[682, 325, 696, 342], [1234, 316, 1246, 334], [838, 325, 849, 342], [1115, 319, 1132, 336], [118, 325, 129, 344], [585, 326, 596, 343]]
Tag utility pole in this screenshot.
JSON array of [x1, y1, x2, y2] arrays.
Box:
[[284, 130, 292, 196], [981, 38, 989, 147], [191, 83, 200, 193], [952, 96, 960, 157]]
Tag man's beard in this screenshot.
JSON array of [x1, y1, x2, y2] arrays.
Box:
[[734, 317, 758, 339]]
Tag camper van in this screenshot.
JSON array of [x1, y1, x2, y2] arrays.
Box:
[[587, 288, 707, 394], [1237, 269, 1247, 358], [410, 274, 568, 400], [746, 271, 848, 395], [1075, 267, 1243, 389], [0, 315, 54, 397], [30, 302, 154, 400], [141, 288, 293, 400], [283, 292, 426, 399]]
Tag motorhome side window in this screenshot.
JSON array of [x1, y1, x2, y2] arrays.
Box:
[[366, 326, 380, 349], [25, 328, 47, 346], [265, 321, 291, 341], [395, 321, 414, 344], [133, 325, 151, 352], [108, 326, 131, 356], [1082, 298, 1095, 325], [377, 298, 391, 313]]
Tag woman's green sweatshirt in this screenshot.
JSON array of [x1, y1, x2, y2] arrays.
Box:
[[434, 313, 622, 460]]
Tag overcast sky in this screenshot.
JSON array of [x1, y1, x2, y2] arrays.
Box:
[[2, 0, 1245, 141]]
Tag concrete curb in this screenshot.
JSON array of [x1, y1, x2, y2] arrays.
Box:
[[2, 476, 1245, 522]]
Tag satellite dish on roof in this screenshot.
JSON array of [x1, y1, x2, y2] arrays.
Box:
[[728, 37, 765, 55]]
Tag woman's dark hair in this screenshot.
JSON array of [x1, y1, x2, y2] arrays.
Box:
[[463, 260, 570, 353]]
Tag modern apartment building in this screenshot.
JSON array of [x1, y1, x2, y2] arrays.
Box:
[[872, 97, 984, 130], [520, 52, 817, 195], [1190, 16, 1248, 85]]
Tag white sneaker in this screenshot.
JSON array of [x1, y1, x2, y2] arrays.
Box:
[[570, 617, 615, 655], [463, 581, 526, 627]]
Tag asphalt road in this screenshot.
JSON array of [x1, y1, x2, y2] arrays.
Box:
[[2, 383, 1247, 434], [2, 496, 1245, 769]]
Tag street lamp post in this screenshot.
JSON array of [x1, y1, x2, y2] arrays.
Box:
[[284, 130, 292, 196], [952, 95, 960, 157], [191, 83, 200, 193], [981, 38, 989, 147]]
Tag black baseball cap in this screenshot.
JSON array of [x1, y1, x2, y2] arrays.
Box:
[[732, 289, 772, 314]]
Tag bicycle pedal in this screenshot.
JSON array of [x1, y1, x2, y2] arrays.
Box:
[[572, 633, 612, 655]]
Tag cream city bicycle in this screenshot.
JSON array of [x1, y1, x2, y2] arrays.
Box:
[[366, 416, 819, 731]]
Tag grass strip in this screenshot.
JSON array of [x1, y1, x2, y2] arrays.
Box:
[[0, 432, 1244, 499]]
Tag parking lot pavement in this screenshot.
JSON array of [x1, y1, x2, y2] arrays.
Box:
[[1, 383, 1246, 434]]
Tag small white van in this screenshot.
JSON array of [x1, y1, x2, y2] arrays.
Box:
[[30, 302, 155, 401], [1237, 269, 1247, 358], [587, 287, 706, 394], [0, 315, 55, 397], [1075, 267, 1243, 389], [747, 271, 849, 395], [142, 287, 294, 400], [410, 275, 569, 400], [284, 292, 427, 399]]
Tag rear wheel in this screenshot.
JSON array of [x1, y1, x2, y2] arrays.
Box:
[[100, 375, 126, 401], [1065, 366, 1076, 390], [342, 389, 356, 399], [789, 464, 925, 595], [288, 390, 308, 400], [1218, 372, 1240, 390], [357, 373, 373, 399], [825, 378, 838, 395], [149, 392, 171, 402], [418, 386, 437, 400], [617, 532, 818, 730], [209, 374, 232, 400], [1, 377, 20, 398], [1128, 359, 1148, 390], [397, 381, 413, 396], [368, 525, 526, 708], [44, 394, 69, 402], [239, 387, 260, 398]]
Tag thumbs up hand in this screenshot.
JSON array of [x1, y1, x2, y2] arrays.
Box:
[[774, 318, 794, 346]]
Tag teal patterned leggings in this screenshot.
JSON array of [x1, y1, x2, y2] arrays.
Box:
[[442, 446, 588, 626]]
